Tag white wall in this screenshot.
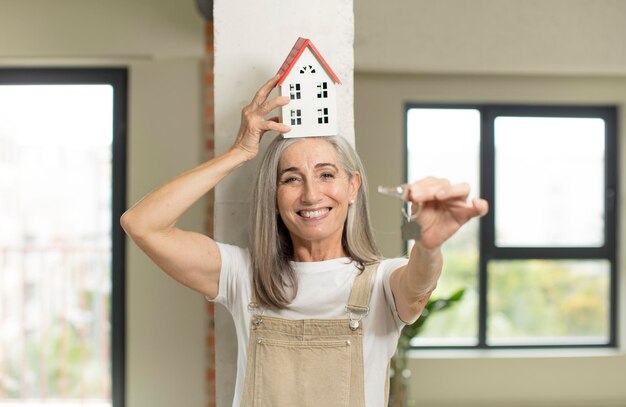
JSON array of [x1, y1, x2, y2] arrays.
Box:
[[355, 0, 626, 75], [212, 1, 354, 405], [0, 0, 201, 59], [1, 2, 207, 407], [125, 61, 206, 407]]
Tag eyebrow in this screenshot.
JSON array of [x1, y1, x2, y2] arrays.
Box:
[[279, 163, 339, 176]]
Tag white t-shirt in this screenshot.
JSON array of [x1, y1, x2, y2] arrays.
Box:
[[210, 242, 409, 407]]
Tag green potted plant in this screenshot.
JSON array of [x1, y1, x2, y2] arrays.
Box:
[[389, 288, 466, 407]]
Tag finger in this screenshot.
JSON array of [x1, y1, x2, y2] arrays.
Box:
[[472, 198, 489, 217], [433, 182, 471, 201], [261, 120, 291, 134], [406, 178, 451, 202], [252, 74, 281, 107], [455, 198, 489, 221], [404, 178, 432, 201], [259, 95, 290, 116]]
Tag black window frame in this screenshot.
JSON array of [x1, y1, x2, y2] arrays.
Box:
[[317, 107, 329, 124], [289, 83, 301, 100], [291, 108, 302, 125], [317, 82, 328, 98], [0, 67, 127, 404], [404, 103, 618, 349]]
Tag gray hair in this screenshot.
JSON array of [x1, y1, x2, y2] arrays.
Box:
[[249, 136, 381, 309]]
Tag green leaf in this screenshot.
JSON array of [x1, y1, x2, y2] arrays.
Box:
[[399, 288, 466, 346]]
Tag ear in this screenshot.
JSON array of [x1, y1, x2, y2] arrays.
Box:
[[349, 171, 362, 201]]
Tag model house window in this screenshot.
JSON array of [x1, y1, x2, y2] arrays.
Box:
[[299, 65, 316, 74], [406, 104, 617, 349], [317, 108, 329, 124], [0, 68, 127, 405], [289, 83, 301, 100], [317, 82, 328, 98], [290, 109, 302, 125]]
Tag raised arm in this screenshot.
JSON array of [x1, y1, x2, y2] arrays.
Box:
[[120, 75, 290, 298], [390, 177, 488, 323]]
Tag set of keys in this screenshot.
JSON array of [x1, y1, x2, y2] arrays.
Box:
[[377, 184, 423, 241]]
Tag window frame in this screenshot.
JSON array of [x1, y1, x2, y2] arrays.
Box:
[[317, 82, 328, 98], [291, 108, 302, 125], [317, 107, 329, 124], [289, 83, 301, 100], [0, 67, 128, 404], [404, 102, 618, 349]]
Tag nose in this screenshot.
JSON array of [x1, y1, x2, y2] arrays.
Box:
[[301, 179, 322, 204]]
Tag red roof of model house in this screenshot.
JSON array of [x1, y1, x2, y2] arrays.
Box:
[[276, 37, 342, 85]]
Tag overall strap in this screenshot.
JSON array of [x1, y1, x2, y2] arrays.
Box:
[[346, 262, 380, 314]]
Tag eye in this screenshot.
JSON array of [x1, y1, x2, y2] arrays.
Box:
[[321, 172, 335, 180], [280, 175, 301, 185]]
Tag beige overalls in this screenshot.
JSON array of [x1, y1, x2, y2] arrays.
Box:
[[240, 262, 385, 407]]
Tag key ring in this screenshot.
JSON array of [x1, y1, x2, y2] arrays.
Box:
[[378, 183, 423, 241]]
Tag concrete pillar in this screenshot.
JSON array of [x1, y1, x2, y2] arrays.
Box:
[[213, 1, 354, 405]]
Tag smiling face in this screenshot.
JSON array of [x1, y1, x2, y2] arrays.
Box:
[[276, 138, 361, 259]]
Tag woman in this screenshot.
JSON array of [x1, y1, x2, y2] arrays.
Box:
[[121, 75, 488, 407]]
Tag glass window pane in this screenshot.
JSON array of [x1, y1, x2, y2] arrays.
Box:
[[487, 260, 610, 346], [407, 108, 480, 345], [494, 116, 605, 247], [0, 85, 113, 404]]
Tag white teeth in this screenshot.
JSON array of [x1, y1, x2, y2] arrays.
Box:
[[300, 208, 330, 218]]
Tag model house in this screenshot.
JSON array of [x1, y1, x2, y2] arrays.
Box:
[[276, 37, 341, 138]]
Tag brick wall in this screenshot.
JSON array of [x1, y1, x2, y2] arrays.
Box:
[[204, 20, 216, 407]]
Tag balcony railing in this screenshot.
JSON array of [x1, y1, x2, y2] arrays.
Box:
[[0, 246, 111, 406]]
